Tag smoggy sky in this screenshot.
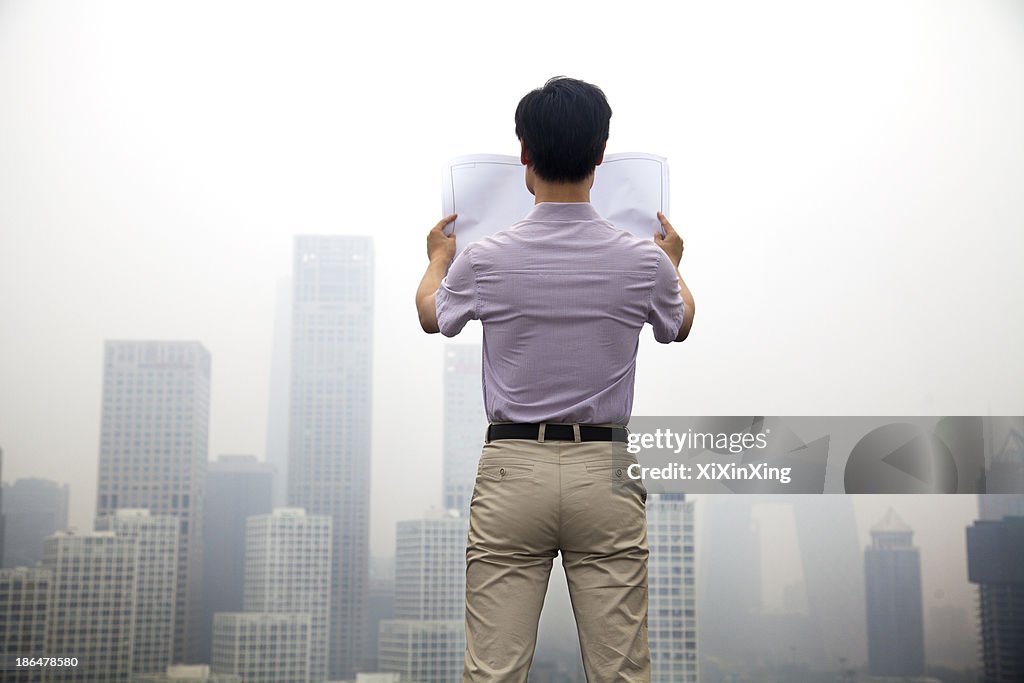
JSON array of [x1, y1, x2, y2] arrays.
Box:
[[1, 1, 1021, 625]]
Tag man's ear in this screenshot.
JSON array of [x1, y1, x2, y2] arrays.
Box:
[[595, 140, 607, 166], [520, 140, 529, 166]]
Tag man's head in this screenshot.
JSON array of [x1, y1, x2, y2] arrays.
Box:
[[515, 76, 612, 186]]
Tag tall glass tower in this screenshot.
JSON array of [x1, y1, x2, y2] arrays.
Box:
[[95, 340, 211, 663], [442, 344, 486, 517], [288, 236, 373, 679], [378, 510, 469, 683], [864, 507, 924, 677], [245, 508, 332, 682], [647, 493, 697, 683], [96, 509, 179, 675]]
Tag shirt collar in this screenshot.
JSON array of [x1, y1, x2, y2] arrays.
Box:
[[524, 201, 603, 222]]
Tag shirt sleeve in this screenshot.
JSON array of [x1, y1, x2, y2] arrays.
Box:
[[435, 248, 478, 337], [647, 249, 686, 343]]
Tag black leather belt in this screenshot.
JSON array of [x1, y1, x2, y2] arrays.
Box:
[[487, 423, 628, 443]]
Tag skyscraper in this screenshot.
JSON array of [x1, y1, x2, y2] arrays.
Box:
[[42, 530, 137, 682], [378, 620, 466, 683], [967, 514, 1024, 683], [977, 493, 1024, 521], [0, 566, 51, 683], [390, 512, 469, 622], [700, 496, 865, 668], [927, 604, 975, 670], [378, 510, 469, 683], [288, 236, 373, 679], [198, 455, 274, 661], [244, 508, 331, 683], [362, 558, 396, 672], [442, 344, 486, 517], [211, 613, 311, 683], [96, 509, 179, 676], [646, 493, 697, 683], [863, 507, 925, 677], [375, 341, 480, 682], [700, 497, 761, 663], [264, 278, 292, 509], [789, 496, 865, 666], [2, 478, 70, 568], [133, 665, 241, 683], [95, 340, 211, 663]]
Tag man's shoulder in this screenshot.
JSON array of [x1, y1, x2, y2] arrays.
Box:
[[462, 215, 663, 270], [593, 222, 667, 264], [461, 220, 532, 258]]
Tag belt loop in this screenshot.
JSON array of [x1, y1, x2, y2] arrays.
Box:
[[538, 423, 546, 444], [572, 423, 581, 443], [484, 424, 491, 444]]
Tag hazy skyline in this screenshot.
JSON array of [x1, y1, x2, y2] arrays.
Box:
[[2, 0, 1022, 583]]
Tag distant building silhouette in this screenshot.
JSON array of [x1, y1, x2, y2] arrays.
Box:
[[132, 664, 240, 682], [392, 513, 468, 622], [97, 509, 179, 676], [2, 477, 69, 568], [927, 603, 976, 670], [263, 278, 291, 509], [701, 496, 865, 668], [378, 510, 468, 682], [198, 454, 274, 661], [701, 497, 761, 664], [244, 508, 331, 682], [966, 514, 1024, 683], [442, 344, 486, 517], [361, 558, 395, 672], [42, 530, 137, 682], [379, 620, 465, 683], [376, 343, 483, 681], [647, 493, 697, 683], [347, 674, 399, 683], [211, 612, 311, 683], [95, 340, 211, 663], [864, 508, 925, 677], [288, 236, 373, 679], [0, 566, 51, 683], [977, 494, 1024, 521]]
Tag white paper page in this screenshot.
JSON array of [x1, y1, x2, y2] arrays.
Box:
[[441, 152, 670, 256]]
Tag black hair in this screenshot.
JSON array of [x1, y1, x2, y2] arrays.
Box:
[[514, 76, 612, 183]]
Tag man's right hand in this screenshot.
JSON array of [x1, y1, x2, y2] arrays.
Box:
[[654, 211, 683, 268], [417, 214, 458, 334], [427, 214, 458, 265], [653, 211, 694, 342]]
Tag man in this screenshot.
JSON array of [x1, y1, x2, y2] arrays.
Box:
[[415, 76, 694, 682]]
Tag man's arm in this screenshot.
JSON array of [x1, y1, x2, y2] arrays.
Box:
[[655, 211, 695, 342], [415, 214, 458, 334]]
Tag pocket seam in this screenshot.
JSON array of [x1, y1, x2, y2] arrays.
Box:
[[478, 464, 534, 481]]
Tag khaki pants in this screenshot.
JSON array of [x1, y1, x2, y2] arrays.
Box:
[[463, 427, 650, 682]]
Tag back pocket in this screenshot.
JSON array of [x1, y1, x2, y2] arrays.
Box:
[[478, 463, 534, 481]]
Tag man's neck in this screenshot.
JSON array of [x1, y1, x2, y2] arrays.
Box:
[[532, 176, 593, 204]]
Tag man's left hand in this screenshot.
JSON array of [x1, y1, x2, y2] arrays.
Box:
[[654, 211, 684, 268]]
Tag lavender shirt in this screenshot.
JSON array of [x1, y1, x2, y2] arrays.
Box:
[[435, 201, 685, 425]]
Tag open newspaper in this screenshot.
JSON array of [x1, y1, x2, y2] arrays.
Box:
[[441, 152, 670, 256]]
